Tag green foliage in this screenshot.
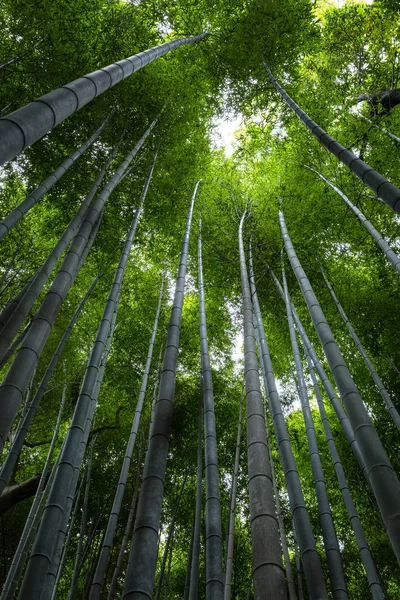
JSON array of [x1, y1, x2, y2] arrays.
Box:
[[1, 0, 400, 598]]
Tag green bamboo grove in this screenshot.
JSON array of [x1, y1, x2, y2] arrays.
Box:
[[1, 0, 400, 598]]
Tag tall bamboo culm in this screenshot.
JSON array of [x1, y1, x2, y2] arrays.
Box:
[[280, 209, 400, 563], [0, 34, 207, 165], [263, 59, 400, 214], [18, 186, 145, 598], [224, 390, 243, 600], [248, 248, 328, 600], [122, 181, 199, 600], [0, 118, 156, 453], [282, 263, 348, 599], [320, 265, 400, 432], [302, 337, 385, 599], [253, 317, 297, 600], [90, 181, 163, 598], [238, 215, 287, 600], [198, 224, 224, 599], [0, 116, 109, 239]]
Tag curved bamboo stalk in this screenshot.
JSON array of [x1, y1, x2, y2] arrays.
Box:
[[0, 34, 207, 165], [280, 209, 400, 563], [0, 119, 156, 453], [249, 248, 328, 600], [0, 116, 109, 240], [198, 223, 224, 599], [282, 263, 348, 599], [263, 59, 400, 214], [122, 181, 199, 600], [18, 187, 143, 598], [239, 215, 287, 600], [306, 166, 400, 275]]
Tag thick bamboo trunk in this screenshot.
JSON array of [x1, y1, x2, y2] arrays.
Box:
[[263, 59, 400, 214], [249, 247, 328, 600], [0, 116, 109, 239], [188, 392, 203, 600], [280, 209, 400, 563], [122, 182, 199, 600], [224, 389, 243, 600], [0, 34, 207, 165], [252, 314, 297, 600], [238, 214, 287, 600], [282, 264, 348, 599], [18, 183, 142, 597], [198, 225, 224, 599], [321, 266, 400, 431], [0, 119, 156, 453], [0, 273, 101, 496], [306, 166, 400, 275]]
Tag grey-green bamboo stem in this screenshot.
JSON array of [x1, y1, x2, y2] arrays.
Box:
[[302, 335, 385, 599], [253, 316, 297, 600], [19, 190, 141, 598], [263, 59, 400, 214], [0, 117, 109, 239], [198, 224, 224, 599], [43, 304, 118, 600], [0, 119, 156, 453], [280, 209, 400, 563], [321, 266, 400, 431], [282, 264, 348, 599], [0, 127, 124, 335], [269, 268, 368, 479], [0, 38, 45, 72], [0, 128, 125, 364], [107, 442, 143, 600], [0, 272, 101, 496], [248, 248, 327, 600], [122, 181, 199, 600], [224, 390, 243, 600], [239, 215, 287, 600], [189, 391, 203, 600], [306, 166, 400, 275], [0, 34, 207, 165], [90, 211, 163, 599]]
